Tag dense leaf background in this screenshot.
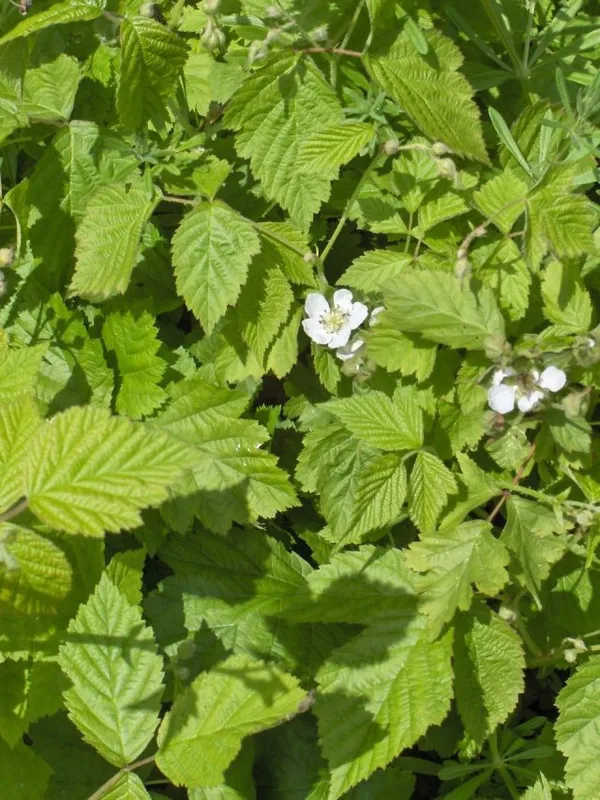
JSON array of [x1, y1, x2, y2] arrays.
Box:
[[0, 0, 599, 797]]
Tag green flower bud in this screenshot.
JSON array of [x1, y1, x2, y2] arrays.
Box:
[[266, 5, 282, 18], [431, 141, 450, 156], [436, 157, 457, 181], [203, 0, 221, 12], [382, 138, 400, 155], [201, 21, 226, 51], [0, 247, 14, 268], [312, 24, 328, 42], [139, 1, 155, 17]]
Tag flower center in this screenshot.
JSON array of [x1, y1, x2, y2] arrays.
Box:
[[320, 307, 348, 334]]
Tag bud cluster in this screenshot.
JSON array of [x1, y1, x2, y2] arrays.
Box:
[[200, 0, 226, 52]]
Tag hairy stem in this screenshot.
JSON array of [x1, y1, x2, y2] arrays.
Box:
[[87, 755, 156, 800], [0, 498, 29, 524], [297, 47, 363, 58]]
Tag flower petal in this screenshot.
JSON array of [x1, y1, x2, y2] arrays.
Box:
[[517, 389, 544, 413], [369, 306, 385, 326], [336, 339, 364, 361], [488, 384, 516, 414], [328, 323, 352, 349], [304, 293, 330, 318], [347, 302, 369, 329], [538, 366, 567, 392], [332, 288, 354, 312], [302, 317, 331, 345], [492, 367, 515, 386]]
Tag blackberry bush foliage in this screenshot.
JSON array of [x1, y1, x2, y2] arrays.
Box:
[[0, 0, 599, 798]]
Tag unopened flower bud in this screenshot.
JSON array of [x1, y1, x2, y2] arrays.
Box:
[[436, 157, 457, 181], [0, 247, 14, 268], [499, 606, 517, 624], [248, 40, 268, 62], [432, 141, 450, 156], [564, 648, 578, 663], [265, 27, 281, 44], [201, 21, 226, 51], [176, 666, 190, 681], [139, 1, 154, 17], [382, 138, 400, 155], [576, 510, 595, 529], [266, 4, 282, 18], [312, 24, 328, 42], [203, 0, 221, 12], [303, 251, 316, 263]]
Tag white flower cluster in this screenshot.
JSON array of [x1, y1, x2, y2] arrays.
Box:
[[488, 366, 567, 414], [302, 290, 382, 361]]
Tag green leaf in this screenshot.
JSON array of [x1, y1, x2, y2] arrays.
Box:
[[59, 573, 164, 767], [365, 30, 488, 162], [147, 528, 345, 680], [283, 545, 417, 624], [520, 774, 553, 800], [501, 497, 567, 607], [30, 712, 114, 799], [24, 406, 195, 536], [117, 16, 189, 131], [556, 655, 600, 799], [349, 452, 408, 539], [0, 737, 52, 800], [316, 614, 453, 798], [0, 396, 41, 514], [384, 270, 505, 349], [106, 549, 145, 606], [0, 659, 66, 746], [71, 184, 159, 300], [0, 526, 103, 653], [153, 378, 298, 531], [0, 0, 106, 44], [156, 654, 306, 787], [526, 164, 596, 266], [470, 238, 531, 322], [22, 54, 81, 121], [406, 521, 509, 625], [340, 250, 411, 291], [172, 202, 261, 334], [473, 168, 528, 234], [408, 451, 458, 533], [298, 123, 374, 175], [454, 603, 525, 748], [101, 772, 151, 800], [488, 107, 534, 178], [326, 389, 423, 451], [224, 54, 342, 230], [238, 259, 294, 363], [102, 309, 167, 419], [547, 409, 592, 455], [367, 323, 437, 382], [0, 343, 47, 403], [541, 259, 592, 332]]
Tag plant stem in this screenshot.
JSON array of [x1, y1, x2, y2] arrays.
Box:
[[487, 441, 537, 524], [320, 153, 379, 264], [162, 194, 197, 206], [331, 0, 365, 87], [297, 47, 363, 58], [0, 498, 29, 524], [87, 755, 156, 800]]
